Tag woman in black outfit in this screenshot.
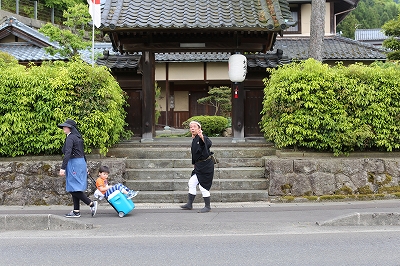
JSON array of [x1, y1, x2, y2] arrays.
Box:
[[180, 121, 214, 213], [58, 119, 97, 218]]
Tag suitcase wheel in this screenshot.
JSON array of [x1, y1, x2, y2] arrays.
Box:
[[118, 211, 125, 218]]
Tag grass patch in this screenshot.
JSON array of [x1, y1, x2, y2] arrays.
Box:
[[319, 195, 347, 201]]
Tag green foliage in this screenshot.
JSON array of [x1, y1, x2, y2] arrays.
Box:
[[43, 0, 85, 9], [38, 3, 97, 58], [155, 82, 162, 124], [197, 86, 232, 117], [337, 0, 400, 38], [0, 59, 131, 157], [382, 14, 400, 60], [182, 116, 229, 137], [0, 51, 19, 66], [260, 59, 400, 155]]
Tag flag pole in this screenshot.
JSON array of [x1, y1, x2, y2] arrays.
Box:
[[91, 2, 95, 67]]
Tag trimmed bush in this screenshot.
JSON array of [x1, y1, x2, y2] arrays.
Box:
[[183, 115, 229, 137], [260, 59, 400, 155], [0, 58, 131, 157]]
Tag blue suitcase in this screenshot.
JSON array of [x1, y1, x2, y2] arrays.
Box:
[[107, 190, 135, 217]]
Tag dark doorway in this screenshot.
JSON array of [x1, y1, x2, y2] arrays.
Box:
[[125, 90, 142, 135], [244, 89, 264, 137]]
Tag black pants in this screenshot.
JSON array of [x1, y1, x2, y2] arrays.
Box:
[[70, 191, 92, 211]]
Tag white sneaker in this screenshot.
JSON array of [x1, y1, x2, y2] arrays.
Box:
[[127, 190, 139, 199], [90, 201, 98, 217]]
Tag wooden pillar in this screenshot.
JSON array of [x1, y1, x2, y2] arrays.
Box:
[[231, 82, 245, 142], [141, 51, 155, 141]]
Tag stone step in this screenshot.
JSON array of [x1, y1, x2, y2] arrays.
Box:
[[125, 167, 265, 180], [125, 178, 268, 191], [107, 147, 275, 159], [129, 190, 269, 203], [113, 137, 273, 148], [125, 158, 265, 169]]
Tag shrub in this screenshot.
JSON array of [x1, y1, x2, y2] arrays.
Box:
[[182, 115, 229, 136], [260, 59, 400, 155], [0, 59, 131, 157]]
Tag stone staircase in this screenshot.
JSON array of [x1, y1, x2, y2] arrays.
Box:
[[106, 138, 275, 203]]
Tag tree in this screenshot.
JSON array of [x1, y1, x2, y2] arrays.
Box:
[[337, 0, 400, 39], [309, 0, 325, 61], [382, 14, 400, 60], [43, 0, 86, 9], [38, 3, 95, 58], [197, 86, 231, 117]]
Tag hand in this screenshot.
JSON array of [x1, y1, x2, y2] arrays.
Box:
[[59, 169, 66, 176]]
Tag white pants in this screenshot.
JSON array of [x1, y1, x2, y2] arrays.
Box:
[[188, 174, 210, 197]]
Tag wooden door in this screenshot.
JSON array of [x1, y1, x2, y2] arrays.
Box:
[[244, 89, 264, 137], [125, 90, 142, 135]]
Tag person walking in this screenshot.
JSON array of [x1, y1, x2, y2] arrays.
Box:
[[180, 121, 214, 213], [58, 119, 97, 218]]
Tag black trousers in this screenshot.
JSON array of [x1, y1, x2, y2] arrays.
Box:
[[70, 191, 92, 211]]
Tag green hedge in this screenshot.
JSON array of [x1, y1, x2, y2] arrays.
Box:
[[260, 59, 400, 155], [183, 115, 229, 137], [0, 56, 131, 157]]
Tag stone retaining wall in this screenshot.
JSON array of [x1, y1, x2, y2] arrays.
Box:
[[0, 156, 126, 205], [265, 157, 400, 196], [3, 154, 400, 205]]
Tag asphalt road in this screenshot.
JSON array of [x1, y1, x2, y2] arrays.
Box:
[[1, 200, 400, 265]]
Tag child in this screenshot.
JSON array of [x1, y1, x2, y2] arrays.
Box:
[[95, 165, 139, 200]]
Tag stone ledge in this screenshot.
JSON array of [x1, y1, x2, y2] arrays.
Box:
[[0, 214, 93, 231], [276, 150, 400, 158], [317, 212, 400, 226]]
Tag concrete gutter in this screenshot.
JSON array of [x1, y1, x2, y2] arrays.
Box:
[[0, 214, 93, 231], [317, 212, 400, 226]]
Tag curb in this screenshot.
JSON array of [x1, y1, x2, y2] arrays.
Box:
[[0, 214, 93, 231], [317, 212, 400, 226]]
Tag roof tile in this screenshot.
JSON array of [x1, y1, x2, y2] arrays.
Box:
[[101, 0, 295, 31]]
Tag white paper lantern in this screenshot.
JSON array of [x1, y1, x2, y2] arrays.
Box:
[[228, 54, 247, 82]]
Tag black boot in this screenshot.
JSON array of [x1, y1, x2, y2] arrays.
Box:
[[199, 197, 211, 213], [180, 193, 196, 210]]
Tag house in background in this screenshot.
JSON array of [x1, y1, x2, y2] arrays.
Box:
[[355, 29, 388, 47], [0, 0, 388, 140]]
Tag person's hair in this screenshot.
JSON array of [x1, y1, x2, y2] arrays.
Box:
[[189, 121, 201, 128], [99, 165, 110, 174]]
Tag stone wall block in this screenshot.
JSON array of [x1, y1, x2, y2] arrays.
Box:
[[310, 172, 336, 195], [384, 160, 400, 183], [340, 159, 364, 176], [265, 158, 294, 176], [349, 171, 369, 189], [0, 162, 14, 175], [316, 159, 340, 174], [0, 158, 126, 206], [289, 173, 312, 196], [363, 158, 385, 173], [335, 173, 358, 192], [268, 172, 295, 196], [293, 160, 317, 174]]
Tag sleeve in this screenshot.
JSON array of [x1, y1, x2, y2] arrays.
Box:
[[61, 136, 74, 170]]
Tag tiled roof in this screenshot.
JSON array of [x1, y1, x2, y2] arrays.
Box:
[[0, 24, 387, 67], [101, 0, 296, 31], [0, 43, 65, 61], [274, 36, 387, 61], [0, 17, 59, 48], [0, 42, 111, 64], [355, 29, 388, 41], [97, 51, 290, 69]]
